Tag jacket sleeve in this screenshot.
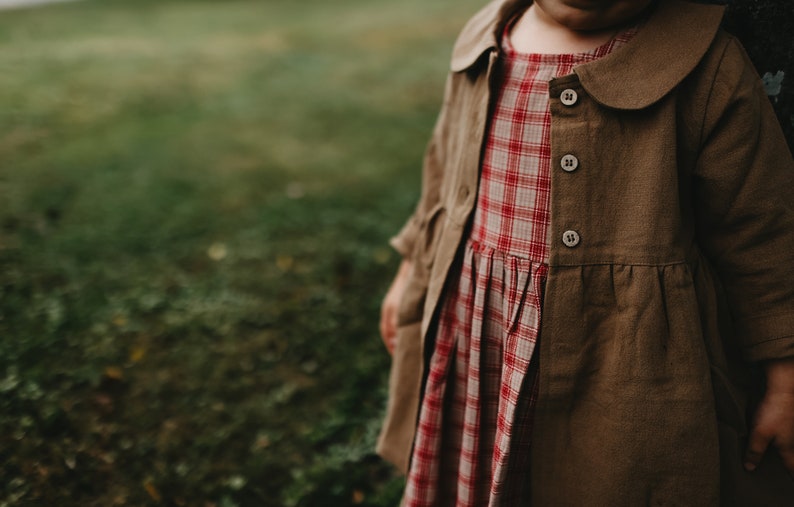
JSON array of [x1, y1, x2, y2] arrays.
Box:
[[389, 75, 452, 259], [694, 37, 794, 362]]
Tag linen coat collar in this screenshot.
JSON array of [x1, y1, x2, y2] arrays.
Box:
[[450, 0, 726, 110]]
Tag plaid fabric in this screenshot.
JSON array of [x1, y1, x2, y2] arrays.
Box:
[[472, 30, 635, 262], [402, 27, 636, 507]]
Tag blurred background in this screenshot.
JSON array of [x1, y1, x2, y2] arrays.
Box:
[[0, 0, 482, 504], [0, 0, 790, 506]]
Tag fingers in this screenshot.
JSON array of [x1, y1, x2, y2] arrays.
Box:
[[380, 260, 412, 355], [772, 410, 794, 477], [780, 442, 794, 477], [380, 301, 396, 355], [380, 259, 411, 354], [745, 426, 794, 477], [744, 426, 772, 472], [745, 389, 794, 476], [380, 291, 400, 355]]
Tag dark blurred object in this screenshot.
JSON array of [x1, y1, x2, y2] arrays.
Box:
[[715, 0, 794, 147]]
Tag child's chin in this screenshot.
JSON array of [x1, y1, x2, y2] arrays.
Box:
[[560, 15, 615, 32], [550, 1, 654, 32]]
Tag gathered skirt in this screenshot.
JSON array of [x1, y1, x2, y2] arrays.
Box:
[[402, 240, 546, 507]]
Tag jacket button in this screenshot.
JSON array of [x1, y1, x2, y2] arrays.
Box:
[[458, 186, 470, 203], [561, 154, 579, 172], [562, 230, 580, 248], [560, 89, 578, 106]]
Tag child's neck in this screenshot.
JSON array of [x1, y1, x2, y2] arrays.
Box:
[[509, 4, 620, 54]]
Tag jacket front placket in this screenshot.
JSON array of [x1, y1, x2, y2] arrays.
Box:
[[421, 49, 501, 344]]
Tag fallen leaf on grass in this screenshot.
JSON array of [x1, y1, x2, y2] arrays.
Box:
[[251, 433, 271, 451], [93, 393, 114, 414], [352, 489, 365, 504], [144, 479, 162, 502], [276, 254, 294, 272], [103, 366, 124, 381], [129, 345, 147, 363]]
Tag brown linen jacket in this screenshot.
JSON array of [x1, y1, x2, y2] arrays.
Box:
[[377, 0, 794, 504]]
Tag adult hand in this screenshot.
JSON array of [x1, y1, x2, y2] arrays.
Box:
[[379, 259, 412, 354], [744, 358, 794, 476]]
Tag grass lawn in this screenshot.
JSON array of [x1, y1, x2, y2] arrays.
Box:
[[0, 0, 483, 504]]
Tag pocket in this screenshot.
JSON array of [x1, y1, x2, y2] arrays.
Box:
[[376, 321, 424, 473], [397, 204, 445, 327], [414, 203, 446, 270]]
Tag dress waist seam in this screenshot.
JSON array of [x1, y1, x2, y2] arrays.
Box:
[[465, 237, 549, 266]]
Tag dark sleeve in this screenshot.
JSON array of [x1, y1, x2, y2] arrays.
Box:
[[694, 37, 794, 362]]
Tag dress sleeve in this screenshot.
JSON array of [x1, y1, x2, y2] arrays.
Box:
[[389, 74, 453, 259], [694, 37, 794, 362]]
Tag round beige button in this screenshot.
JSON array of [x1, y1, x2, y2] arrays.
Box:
[[560, 89, 578, 106], [561, 154, 579, 172], [458, 185, 470, 203], [562, 230, 580, 248]]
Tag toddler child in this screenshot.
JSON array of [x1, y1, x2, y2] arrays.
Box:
[[378, 0, 794, 505]]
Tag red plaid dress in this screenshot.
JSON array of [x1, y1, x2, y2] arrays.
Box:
[[403, 26, 636, 507]]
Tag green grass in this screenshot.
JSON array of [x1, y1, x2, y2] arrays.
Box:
[[0, 0, 483, 504]]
